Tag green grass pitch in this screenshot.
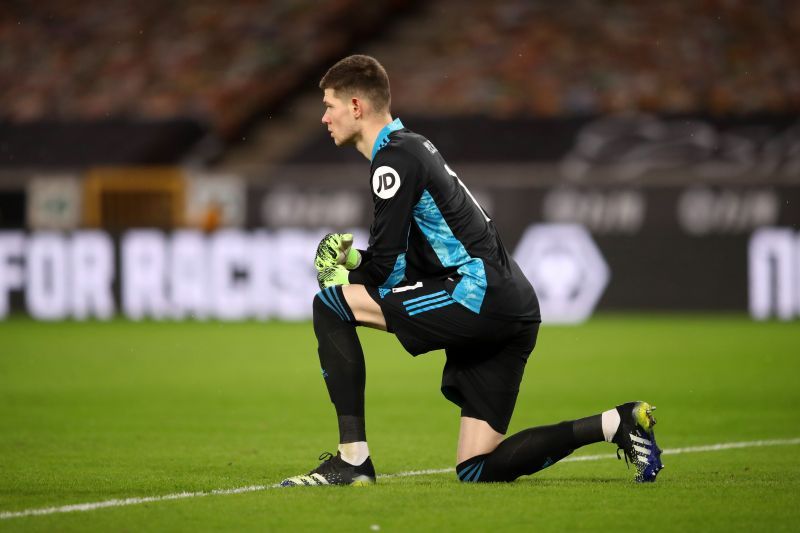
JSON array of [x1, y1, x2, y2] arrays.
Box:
[[1, 315, 799, 531]]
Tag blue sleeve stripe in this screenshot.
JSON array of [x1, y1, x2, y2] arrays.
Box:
[[404, 294, 452, 312], [328, 287, 352, 322], [318, 290, 347, 322], [408, 299, 456, 316], [402, 290, 448, 306]]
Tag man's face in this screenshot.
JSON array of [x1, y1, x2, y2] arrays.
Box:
[[321, 88, 359, 146]]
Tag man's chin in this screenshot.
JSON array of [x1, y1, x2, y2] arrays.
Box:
[[333, 134, 355, 147]]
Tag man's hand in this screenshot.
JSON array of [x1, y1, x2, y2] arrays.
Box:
[[317, 264, 350, 289], [314, 233, 362, 271]]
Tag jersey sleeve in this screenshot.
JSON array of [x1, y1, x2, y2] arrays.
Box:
[[348, 146, 422, 289]]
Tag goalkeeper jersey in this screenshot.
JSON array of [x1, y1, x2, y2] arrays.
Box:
[[348, 118, 540, 322]]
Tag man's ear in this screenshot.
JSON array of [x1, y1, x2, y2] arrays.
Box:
[[351, 97, 363, 119]]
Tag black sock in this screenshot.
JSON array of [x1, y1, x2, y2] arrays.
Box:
[[456, 415, 604, 482], [572, 414, 604, 445], [313, 286, 366, 443]]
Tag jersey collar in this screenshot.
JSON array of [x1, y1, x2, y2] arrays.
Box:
[[371, 118, 404, 161]]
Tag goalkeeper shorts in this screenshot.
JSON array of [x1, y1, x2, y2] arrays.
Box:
[[365, 279, 539, 434]]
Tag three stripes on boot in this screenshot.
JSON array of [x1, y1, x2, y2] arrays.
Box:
[[630, 433, 654, 464], [283, 474, 330, 486]]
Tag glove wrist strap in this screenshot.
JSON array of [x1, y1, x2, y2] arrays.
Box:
[[345, 248, 362, 270]]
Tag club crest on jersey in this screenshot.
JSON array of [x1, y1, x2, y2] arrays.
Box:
[[372, 166, 401, 199]]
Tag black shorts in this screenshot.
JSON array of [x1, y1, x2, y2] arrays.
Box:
[[366, 279, 539, 434]]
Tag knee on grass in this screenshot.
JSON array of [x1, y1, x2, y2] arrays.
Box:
[[456, 454, 493, 483]]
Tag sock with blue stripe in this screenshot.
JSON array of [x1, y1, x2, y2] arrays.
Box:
[[313, 286, 366, 444], [456, 416, 603, 482]]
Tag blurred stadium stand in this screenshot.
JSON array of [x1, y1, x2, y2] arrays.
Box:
[[232, 0, 800, 168], [0, 0, 416, 166], [2, 0, 798, 167], [380, 0, 800, 117]]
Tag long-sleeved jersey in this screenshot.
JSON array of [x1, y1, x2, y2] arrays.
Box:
[[348, 118, 540, 322]]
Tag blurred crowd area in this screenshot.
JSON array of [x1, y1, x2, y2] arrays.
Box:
[[0, 0, 382, 136], [1, 0, 799, 137], [383, 0, 800, 117]]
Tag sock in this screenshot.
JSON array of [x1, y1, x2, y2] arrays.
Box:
[[337, 415, 366, 444], [456, 416, 606, 483], [601, 408, 621, 442], [339, 441, 370, 465], [572, 414, 605, 445], [313, 286, 367, 444]]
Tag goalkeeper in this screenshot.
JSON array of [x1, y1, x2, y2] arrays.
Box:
[[280, 55, 663, 486]]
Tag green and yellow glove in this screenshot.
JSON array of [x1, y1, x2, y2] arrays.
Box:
[[317, 264, 350, 289], [314, 233, 361, 271]]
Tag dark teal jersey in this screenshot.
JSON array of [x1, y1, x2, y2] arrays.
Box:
[[348, 119, 540, 322]]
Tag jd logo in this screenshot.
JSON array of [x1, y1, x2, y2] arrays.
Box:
[[372, 166, 401, 199], [377, 173, 395, 191]]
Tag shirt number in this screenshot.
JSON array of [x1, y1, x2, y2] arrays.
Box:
[[445, 164, 491, 222]]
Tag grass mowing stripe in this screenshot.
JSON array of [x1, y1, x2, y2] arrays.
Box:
[[2, 437, 799, 521]]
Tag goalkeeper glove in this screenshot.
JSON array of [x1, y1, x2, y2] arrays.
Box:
[[317, 264, 350, 289], [314, 233, 361, 271]]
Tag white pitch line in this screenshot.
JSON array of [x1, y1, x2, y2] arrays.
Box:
[[659, 438, 800, 454], [2, 437, 799, 520], [541, 437, 800, 463]]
